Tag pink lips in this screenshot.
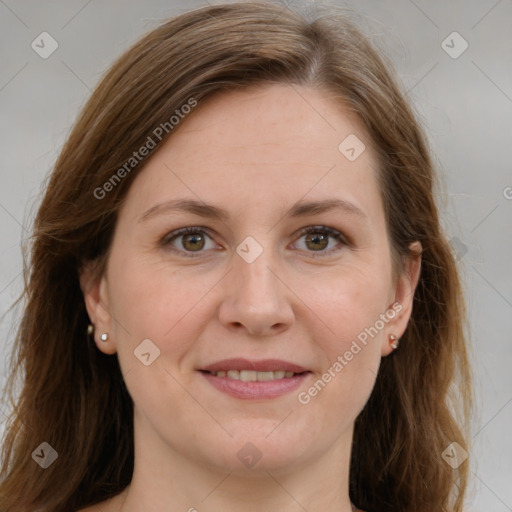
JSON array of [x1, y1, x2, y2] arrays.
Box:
[[199, 358, 310, 400], [201, 358, 308, 373]]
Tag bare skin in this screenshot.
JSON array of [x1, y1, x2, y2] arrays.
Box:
[[80, 84, 421, 512]]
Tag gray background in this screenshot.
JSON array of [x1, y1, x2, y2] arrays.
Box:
[[1, 0, 511, 509]]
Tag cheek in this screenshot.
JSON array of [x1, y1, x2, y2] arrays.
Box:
[[293, 259, 391, 406], [109, 249, 210, 325], [297, 278, 386, 429], [107, 251, 222, 368], [300, 259, 392, 346], [106, 256, 212, 419]]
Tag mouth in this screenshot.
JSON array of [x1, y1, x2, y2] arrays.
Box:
[[199, 359, 311, 399], [203, 369, 300, 381]]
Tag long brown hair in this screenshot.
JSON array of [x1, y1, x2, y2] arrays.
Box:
[[0, 2, 472, 511]]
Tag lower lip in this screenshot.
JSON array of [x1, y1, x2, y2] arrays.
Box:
[[200, 371, 310, 400]]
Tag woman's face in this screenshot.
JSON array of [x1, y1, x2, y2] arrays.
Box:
[[84, 84, 419, 474]]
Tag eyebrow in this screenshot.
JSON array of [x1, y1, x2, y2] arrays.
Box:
[[287, 198, 366, 219], [139, 199, 230, 223], [139, 198, 367, 223]]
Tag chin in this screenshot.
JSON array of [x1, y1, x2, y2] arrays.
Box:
[[190, 423, 321, 475]]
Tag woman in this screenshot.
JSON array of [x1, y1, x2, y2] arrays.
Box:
[[0, 2, 472, 511]]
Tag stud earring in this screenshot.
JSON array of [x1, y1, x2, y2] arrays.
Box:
[[389, 334, 399, 350], [87, 324, 94, 335], [100, 333, 109, 342]]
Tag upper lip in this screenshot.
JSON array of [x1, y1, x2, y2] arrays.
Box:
[[200, 358, 308, 373]]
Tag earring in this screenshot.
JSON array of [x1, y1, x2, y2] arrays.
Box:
[[87, 324, 94, 335], [100, 333, 108, 342], [389, 334, 399, 350]]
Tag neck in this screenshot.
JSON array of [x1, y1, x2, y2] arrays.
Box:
[[120, 411, 356, 512]]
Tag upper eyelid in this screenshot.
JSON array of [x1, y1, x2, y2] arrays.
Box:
[[163, 225, 344, 242], [295, 225, 345, 238], [161, 227, 218, 247]]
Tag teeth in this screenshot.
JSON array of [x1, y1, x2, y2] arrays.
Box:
[[210, 370, 298, 381], [240, 370, 257, 382], [257, 371, 275, 381]]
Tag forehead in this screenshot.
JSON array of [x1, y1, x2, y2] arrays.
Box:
[[173, 84, 369, 161], [120, 83, 383, 225]]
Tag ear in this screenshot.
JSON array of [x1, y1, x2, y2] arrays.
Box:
[[381, 241, 422, 356], [80, 261, 117, 355]]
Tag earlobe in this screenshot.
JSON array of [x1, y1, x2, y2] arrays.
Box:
[[389, 333, 399, 350], [80, 262, 116, 355], [382, 241, 422, 356]]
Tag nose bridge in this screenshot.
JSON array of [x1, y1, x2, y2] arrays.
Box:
[[232, 245, 282, 306], [218, 242, 294, 335]]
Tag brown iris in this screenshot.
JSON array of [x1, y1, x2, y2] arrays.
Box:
[[305, 232, 328, 251], [182, 233, 205, 251]]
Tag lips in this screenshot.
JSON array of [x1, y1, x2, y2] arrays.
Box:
[[201, 358, 308, 373], [208, 369, 296, 381], [199, 358, 310, 399]]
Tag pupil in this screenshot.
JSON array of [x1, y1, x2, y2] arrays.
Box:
[[306, 233, 328, 250], [183, 233, 204, 251]]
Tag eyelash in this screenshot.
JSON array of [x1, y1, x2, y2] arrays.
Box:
[[161, 225, 348, 259]]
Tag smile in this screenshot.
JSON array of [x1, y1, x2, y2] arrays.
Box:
[[199, 359, 311, 399], [206, 370, 297, 381]]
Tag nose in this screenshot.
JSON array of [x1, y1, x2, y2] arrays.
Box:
[[218, 252, 295, 337]]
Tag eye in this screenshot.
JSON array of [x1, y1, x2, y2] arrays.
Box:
[[161, 225, 347, 258], [292, 226, 347, 255], [162, 227, 219, 256]]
